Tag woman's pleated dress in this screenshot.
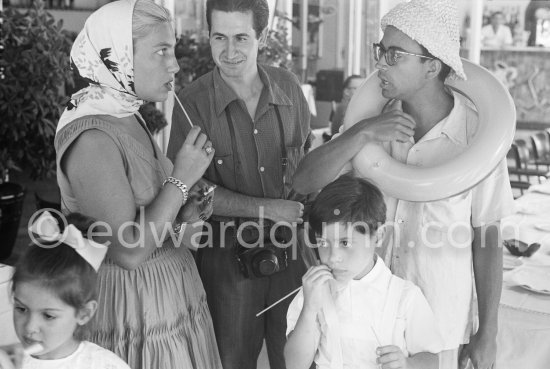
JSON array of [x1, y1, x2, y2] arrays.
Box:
[[55, 116, 222, 369]]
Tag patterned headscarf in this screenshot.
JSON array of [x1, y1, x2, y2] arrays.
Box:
[[56, 0, 142, 133]]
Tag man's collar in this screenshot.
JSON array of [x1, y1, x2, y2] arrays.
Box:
[[213, 67, 239, 116], [434, 89, 470, 147], [257, 64, 293, 107], [388, 89, 469, 146], [212, 64, 293, 117]]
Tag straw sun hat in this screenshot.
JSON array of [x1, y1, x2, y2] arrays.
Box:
[[381, 0, 466, 80]]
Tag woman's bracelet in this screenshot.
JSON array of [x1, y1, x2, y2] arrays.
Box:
[[173, 222, 185, 234], [163, 176, 189, 206]]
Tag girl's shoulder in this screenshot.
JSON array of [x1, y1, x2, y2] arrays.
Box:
[[20, 342, 131, 369], [78, 342, 131, 369]]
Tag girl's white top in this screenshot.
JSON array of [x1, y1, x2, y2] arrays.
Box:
[[21, 341, 130, 369]]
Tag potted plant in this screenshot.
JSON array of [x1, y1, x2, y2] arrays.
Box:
[[174, 32, 217, 94], [0, 1, 73, 259], [258, 17, 294, 70]]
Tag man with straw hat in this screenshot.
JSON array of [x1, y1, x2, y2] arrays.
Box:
[[293, 1, 514, 368]]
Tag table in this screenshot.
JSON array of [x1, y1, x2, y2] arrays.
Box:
[[497, 180, 550, 369]]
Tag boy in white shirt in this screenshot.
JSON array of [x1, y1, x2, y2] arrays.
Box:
[[284, 174, 443, 369]]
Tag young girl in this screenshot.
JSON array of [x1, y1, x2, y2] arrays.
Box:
[[11, 211, 130, 369]]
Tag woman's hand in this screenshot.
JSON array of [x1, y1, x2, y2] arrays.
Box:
[[178, 179, 215, 223], [172, 126, 214, 187]]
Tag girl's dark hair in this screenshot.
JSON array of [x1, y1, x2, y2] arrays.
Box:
[[12, 213, 99, 311], [309, 174, 386, 236]]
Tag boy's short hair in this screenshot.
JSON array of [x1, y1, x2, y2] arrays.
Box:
[[309, 174, 386, 236]]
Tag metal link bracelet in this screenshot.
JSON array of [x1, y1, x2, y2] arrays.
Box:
[[163, 176, 189, 206]]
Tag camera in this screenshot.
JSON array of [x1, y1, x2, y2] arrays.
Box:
[[235, 223, 291, 279]]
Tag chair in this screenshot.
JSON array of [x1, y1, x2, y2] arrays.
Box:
[[506, 139, 550, 177], [507, 143, 532, 197], [530, 131, 550, 170], [516, 139, 548, 181]]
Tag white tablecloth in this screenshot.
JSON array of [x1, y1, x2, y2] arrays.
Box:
[[498, 181, 550, 369]]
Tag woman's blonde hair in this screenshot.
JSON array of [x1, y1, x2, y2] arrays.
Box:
[[132, 0, 173, 48]]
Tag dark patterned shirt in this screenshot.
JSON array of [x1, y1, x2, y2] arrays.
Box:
[[167, 64, 311, 199]]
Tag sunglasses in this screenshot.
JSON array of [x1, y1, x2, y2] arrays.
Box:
[[372, 43, 433, 66]]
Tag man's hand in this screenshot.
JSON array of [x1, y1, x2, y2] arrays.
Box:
[[377, 345, 408, 369], [458, 331, 497, 369], [265, 199, 304, 224], [348, 110, 416, 144], [178, 179, 215, 223]]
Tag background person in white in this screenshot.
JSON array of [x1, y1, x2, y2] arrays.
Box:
[[481, 11, 513, 48], [291, 1, 515, 368]]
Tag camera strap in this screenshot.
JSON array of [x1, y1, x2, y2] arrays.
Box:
[[224, 105, 288, 199]]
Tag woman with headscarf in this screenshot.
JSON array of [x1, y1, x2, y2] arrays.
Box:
[[54, 1, 222, 368]]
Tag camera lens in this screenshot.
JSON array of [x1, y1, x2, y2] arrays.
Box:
[[253, 250, 279, 276]]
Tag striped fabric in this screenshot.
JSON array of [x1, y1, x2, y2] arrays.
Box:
[[89, 246, 221, 369]]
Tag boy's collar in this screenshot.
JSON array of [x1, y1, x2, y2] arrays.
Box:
[[351, 254, 385, 288]]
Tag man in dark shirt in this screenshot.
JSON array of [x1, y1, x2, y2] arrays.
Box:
[[167, 1, 311, 368]]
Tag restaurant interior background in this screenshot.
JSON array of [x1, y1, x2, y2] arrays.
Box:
[[1, 0, 550, 258], [4, 0, 550, 132], [1, 1, 550, 369], [1, 0, 549, 263], [1, 0, 548, 142]]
